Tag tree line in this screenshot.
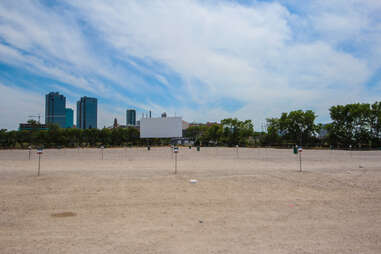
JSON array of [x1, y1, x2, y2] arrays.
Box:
[[262, 102, 381, 148], [0, 124, 141, 148], [1, 102, 381, 149]]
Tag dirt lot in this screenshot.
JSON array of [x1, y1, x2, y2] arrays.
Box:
[[0, 147, 380, 253]]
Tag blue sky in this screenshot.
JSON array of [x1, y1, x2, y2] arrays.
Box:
[[0, 0, 381, 130]]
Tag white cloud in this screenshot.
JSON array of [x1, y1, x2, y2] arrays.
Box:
[[0, 0, 380, 129], [68, 0, 376, 122]]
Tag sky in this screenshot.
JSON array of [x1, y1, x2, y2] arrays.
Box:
[[0, 0, 381, 130]]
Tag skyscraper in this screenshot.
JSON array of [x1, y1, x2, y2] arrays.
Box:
[[126, 109, 136, 126], [65, 108, 74, 128], [45, 92, 66, 128], [77, 97, 97, 129]]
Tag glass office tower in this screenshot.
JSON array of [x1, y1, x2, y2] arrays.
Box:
[[77, 97, 98, 129], [65, 108, 74, 128], [126, 109, 136, 126], [45, 92, 66, 128]]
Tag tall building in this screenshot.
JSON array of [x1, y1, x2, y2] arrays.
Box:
[[45, 92, 66, 128], [65, 108, 74, 128], [77, 97, 97, 129], [126, 109, 136, 126]]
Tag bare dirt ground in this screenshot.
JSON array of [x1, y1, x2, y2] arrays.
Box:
[[0, 147, 380, 254]]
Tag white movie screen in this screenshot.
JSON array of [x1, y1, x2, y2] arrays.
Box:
[[140, 117, 183, 138]]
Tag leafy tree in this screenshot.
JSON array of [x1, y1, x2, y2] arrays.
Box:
[[0, 129, 7, 148], [328, 102, 381, 147], [220, 118, 254, 146], [264, 110, 319, 146], [184, 125, 203, 141], [263, 118, 281, 145]]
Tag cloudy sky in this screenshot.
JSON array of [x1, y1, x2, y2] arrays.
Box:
[[0, 0, 380, 130]]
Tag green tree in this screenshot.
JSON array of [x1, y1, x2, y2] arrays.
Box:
[[264, 118, 281, 145], [329, 103, 371, 147], [220, 118, 254, 146], [264, 110, 319, 146], [184, 125, 204, 145]]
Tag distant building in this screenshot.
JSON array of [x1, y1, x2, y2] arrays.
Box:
[[182, 120, 190, 130], [45, 92, 66, 128], [77, 97, 97, 129], [19, 123, 48, 131], [65, 108, 74, 128], [126, 109, 136, 126], [189, 122, 202, 127], [188, 122, 219, 128]]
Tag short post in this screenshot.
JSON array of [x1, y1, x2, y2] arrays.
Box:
[[37, 149, 43, 176], [174, 146, 179, 174], [349, 145, 352, 158], [100, 146, 104, 160], [298, 147, 303, 172], [236, 144, 239, 159], [28, 146, 32, 160]]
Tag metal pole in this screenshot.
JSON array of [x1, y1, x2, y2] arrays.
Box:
[[349, 145, 352, 158], [38, 153, 41, 176], [299, 151, 302, 172], [175, 152, 177, 174]]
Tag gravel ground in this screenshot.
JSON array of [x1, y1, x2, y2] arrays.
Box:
[[0, 147, 380, 254]]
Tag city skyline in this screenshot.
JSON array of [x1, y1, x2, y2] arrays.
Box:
[[1, 1, 381, 130]]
